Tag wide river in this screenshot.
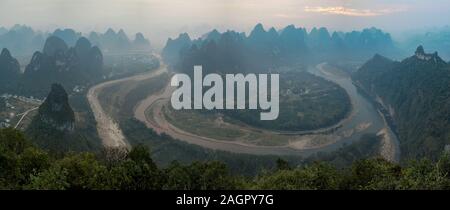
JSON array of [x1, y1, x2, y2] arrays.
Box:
[[308, 63, 400, 161], [90, 59, 400, 161]]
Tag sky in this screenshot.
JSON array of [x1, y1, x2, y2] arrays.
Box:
[[0, 0, 450, 49]]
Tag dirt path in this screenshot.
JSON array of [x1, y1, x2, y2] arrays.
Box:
[[14, 107, 39, 129]]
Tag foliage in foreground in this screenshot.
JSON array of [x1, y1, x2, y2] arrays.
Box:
[[1, 128, 450, 190]]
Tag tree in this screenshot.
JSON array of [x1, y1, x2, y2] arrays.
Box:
[[106, 145, 163, 190], [164, 161, 238, 190], [397, 159, 448, 190], [0, 128, 32, 189], [253, 162, 341, 190], [127, 144, 156, 166], [27, 165, 69, 190], [276, 158, 291, 171], [56, 152, 108, 189], [345, 158, 401, 190], [17, 147, 50, 185]]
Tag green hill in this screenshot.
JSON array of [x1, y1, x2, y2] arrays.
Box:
[[353, 46, 450, 160]]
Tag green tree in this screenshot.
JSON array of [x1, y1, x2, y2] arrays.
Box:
[[276, 158, 291, 171], [27, 165, 69, 190], [106, 145, 163, 190], [164, 161, 238, 190], [17, 147, 51, 186], [0, 128, 31, 189], [345, 158, 401, 190], [56, 152, 108, 189], [254, 162, 342, 190], [397, 159, 448, 190]]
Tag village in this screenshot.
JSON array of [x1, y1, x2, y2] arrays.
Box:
[[0, 93, 43, 129]]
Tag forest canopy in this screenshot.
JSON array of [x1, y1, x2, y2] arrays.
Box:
[[2, 127, 450, 190]]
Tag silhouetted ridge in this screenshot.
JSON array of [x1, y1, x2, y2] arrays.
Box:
[[162, 33, 192, 64], [1, 48, 12, 58], [53, 28, 81, 46], [22, 37, 103, 97], [162, 24, 398, 71], [0, 48, 21, 92], [43, 36, 69, 56]]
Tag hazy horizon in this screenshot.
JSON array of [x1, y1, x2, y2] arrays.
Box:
[[1, 0, 450, 49]]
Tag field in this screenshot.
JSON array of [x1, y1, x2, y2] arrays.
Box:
[[162, 107, 289, 146], [221, 71, 351, 131], [159, 70, 352, 146]]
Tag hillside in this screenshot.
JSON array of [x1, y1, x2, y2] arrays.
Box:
[[0, 48, 20, 93], [20, 36, 103, 97], [353, 46, 450, 160], [26, 84, 100, 151]]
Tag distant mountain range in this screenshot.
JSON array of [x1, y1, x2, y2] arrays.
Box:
[[0, 25, 44, 57], [0, 25, 156, 97], [0, 25, 152, 57], [162, 33, 192, 65], [22, 36, 104, 97], [162, 23, 399, 73], [353, 46, 450, 160], [402, 26, 450, 60], [0, 35, 104, 97], [88, 29, 152, 53]]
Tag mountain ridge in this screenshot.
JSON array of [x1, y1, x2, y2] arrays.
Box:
[[162, 23, 398, 72], [352, 46, 450, 160]]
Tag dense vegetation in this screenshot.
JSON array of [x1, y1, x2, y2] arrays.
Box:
[[26, 84, 101, 152], [352, 47, 450, 161], [122, 116, 387, 175], [2, 127, 450, 190], [221, 71, 351, 131]]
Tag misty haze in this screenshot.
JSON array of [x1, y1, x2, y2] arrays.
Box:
[[0, 0, 450, 193]]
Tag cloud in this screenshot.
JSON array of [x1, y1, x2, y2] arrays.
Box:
[[274, 13, 304, 19], [304, 6, 405, 17]]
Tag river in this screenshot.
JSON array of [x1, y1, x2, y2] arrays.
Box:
[[89, 58, 400, 161], [309, 63, 400, 162]]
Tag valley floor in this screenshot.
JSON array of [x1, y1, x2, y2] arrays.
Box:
[[87, 54, 399, 160]]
